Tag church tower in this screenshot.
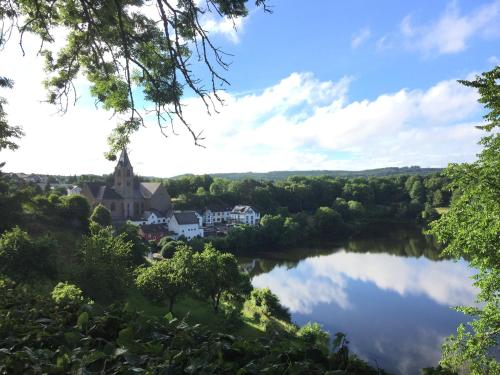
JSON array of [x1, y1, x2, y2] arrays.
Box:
[[114, 149, 134, 199]]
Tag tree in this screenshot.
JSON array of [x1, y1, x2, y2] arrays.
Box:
[[89, 204, 112, 227], [75, 226, 134, 302], [116, 223, 149, 265], [314, 206, 344, 238], [249, 288, 290, 322], [194, 244, 251, 313], [59, 195, 91, 229], [136, 245, 195, 312], [0, 76, 23, 165], [0, 227, 56, 281], [160, 240, 185, 258], [1, 1, 270, 156], [429, 67, 500, 374]]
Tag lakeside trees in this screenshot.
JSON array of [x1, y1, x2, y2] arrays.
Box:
[[430, 67, 500, 374]]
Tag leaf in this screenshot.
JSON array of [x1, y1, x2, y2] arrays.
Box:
[[77, 312, 89, 330]]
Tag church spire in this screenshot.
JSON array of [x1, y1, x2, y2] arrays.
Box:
[[117, 148, 131, 167], [113, 148, 134, 199]]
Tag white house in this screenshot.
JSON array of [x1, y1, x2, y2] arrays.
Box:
[[67, 186, 82, 196], [128, 209, 170, 227], [201, 207, 232, 226], [168, 211, 204, 240], [230, 205, 260, 226]]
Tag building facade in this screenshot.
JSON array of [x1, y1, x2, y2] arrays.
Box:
[[230, 205, 260, 225], [81, 149, 173, 222]]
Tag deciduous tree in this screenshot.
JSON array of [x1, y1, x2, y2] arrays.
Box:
[[430, 67, 500, 374]]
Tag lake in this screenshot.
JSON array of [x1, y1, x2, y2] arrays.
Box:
[[239, 228, 476, 375]]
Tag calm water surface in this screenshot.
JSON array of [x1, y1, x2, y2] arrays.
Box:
[[239, 229, 476, 375]]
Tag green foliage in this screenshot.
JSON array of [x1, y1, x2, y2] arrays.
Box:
[[51, 282, 85, 306], [314, 206, 345, 238], [248, 288, 291, 322], [0, 226, 56, 281], [297, 322, 331, 353], [0, 281, 386, 375], [136, 246, 195, 312], [59, 195, 90, 229], [160, 240, 185, 258], [116, 223, 149, 266], [430, 67, 500, 374], [194, 244, 252, 313], [73, 226, 134, 303], [0, 76, 23, 160], [89, 204, 111, 227]]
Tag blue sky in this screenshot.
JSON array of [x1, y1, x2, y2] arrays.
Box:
[[1, 0, 499, 176], [200, 1, 498, 96]]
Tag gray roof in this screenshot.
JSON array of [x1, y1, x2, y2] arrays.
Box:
[[139, 182, 161, 198], [173, 211, 199, 225], [142, 208, 165, 219], [86, 182, 123, 200], [231, 205, 257, 214], [204, 205, 233, 213]]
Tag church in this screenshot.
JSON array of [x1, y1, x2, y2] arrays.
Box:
[[81, 149, 173, 222]]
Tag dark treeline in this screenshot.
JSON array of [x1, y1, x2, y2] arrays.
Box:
[[164, 173, 452, 252], [173, 166, 442, 181]]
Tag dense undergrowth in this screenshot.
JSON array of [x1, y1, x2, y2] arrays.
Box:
[[0, 278, 389, 374]]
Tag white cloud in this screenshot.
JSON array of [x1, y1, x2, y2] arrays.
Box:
[[351, 27, 371, 49], [202, 16, 245, 44], [398, 1, 500, 56], [0, 28, 484, 177]]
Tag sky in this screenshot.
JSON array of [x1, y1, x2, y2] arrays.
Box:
[[1, 0, 499, 177]]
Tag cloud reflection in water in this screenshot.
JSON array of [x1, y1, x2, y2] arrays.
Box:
[[252, 250, 476, 314]]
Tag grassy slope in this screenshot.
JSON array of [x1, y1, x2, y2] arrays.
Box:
[[125, 289, 296, 340]]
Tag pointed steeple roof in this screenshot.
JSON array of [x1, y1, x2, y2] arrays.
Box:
[[117, 149, 131, 167]]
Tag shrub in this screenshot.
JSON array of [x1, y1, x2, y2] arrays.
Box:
[[51, 282, 85, 305]]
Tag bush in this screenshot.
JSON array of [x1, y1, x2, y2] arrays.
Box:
[[249, 288, 291, 322], [90, 204, 112, 227], [0, 227, 56, 281], [297, 322, 330, 352], [51, 282, 85, 305]]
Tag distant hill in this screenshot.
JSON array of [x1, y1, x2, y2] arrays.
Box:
[[172, 166, 443, 181]]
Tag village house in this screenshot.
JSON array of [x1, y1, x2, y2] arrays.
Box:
[[128, 209, 170, 226], [200, 206, 233, 226], [230, 205, 260, 225], [168, 211, 204, 240], [67, 185, 83, 196]]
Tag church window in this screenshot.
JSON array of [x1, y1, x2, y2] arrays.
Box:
[[117, 170, 121, 176], [127, 169, 131, 177], [127, 181, 131, 186], [111, 202, 116, 211]]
